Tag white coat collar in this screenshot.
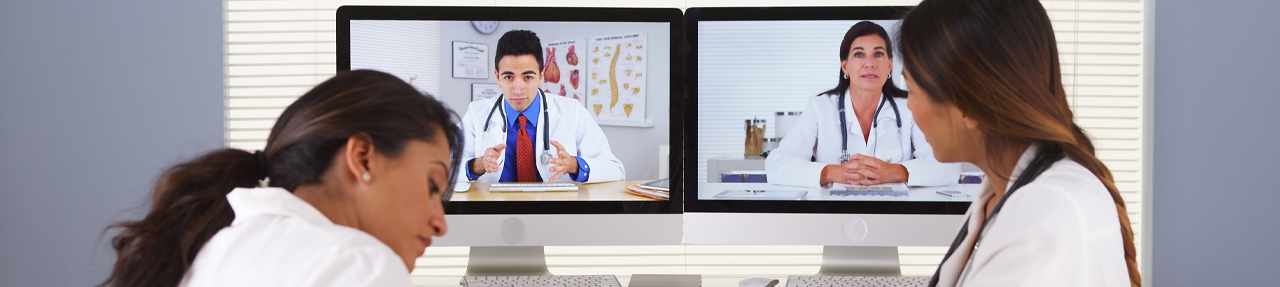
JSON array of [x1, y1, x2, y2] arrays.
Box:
[[226, 187, 332, 227], [979, 143, 1041, 200], [938, 143, 1041, 287], [839, 91, 888, 149], [486, 93, 564, 133]]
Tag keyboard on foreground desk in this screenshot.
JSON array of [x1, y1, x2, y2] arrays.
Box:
[[785, 275, 930, 287], [461, 275, 621, 287], [489, 183, 579, 192]]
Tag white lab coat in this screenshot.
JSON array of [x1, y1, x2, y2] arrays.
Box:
[[933, 144, 1131, 287], [766, 93, 959, 187], [458, 93, 625, 183], [181, 187, 410, 287]]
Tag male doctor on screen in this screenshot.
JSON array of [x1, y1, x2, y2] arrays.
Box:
[[459, 30, 625, 183]]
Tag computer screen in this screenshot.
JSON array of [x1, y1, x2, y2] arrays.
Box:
[[683, 7, 971, 250], [338, 6, 683, 251]]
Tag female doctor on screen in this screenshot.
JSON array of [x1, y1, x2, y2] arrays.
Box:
[[766, 21, 959, 188]]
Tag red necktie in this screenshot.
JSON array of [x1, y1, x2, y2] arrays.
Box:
[[516, 115, 537, 182]]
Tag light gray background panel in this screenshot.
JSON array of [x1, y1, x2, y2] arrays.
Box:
[[0, 0, 223, 285], [1153, 0, 1280, 285]]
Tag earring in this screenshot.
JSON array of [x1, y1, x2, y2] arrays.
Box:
[[362, 172, 371, 182], [843, 74, 849, 79]]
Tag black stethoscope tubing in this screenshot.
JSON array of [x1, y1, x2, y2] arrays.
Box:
[[482, 90, 552, 164], [926, 147, 1064, 287], [837, 90, 901, 161]]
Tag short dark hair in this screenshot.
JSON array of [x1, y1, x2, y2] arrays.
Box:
[[494, 30, 544, 71]]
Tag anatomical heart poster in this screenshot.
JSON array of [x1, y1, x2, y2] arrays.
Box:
[[540, 38, 586, 105], [586, 33, 647, 125]]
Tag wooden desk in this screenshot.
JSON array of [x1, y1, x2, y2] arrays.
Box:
[[451, 180, 662, 201]]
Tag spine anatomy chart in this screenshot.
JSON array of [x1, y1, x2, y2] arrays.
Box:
[[586, 33, 647, 125]]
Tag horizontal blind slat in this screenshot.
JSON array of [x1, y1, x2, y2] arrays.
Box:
[[223, 0, 1144, 277]]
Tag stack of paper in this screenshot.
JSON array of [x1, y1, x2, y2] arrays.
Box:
[[627, 184, 669, 200]]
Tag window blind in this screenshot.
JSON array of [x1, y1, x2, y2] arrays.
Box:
[[690, 0, 1145, 278], [224, 0, 1145, 283], [1044, 0, 1147, 263]]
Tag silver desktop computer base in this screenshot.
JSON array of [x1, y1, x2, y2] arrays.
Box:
[[464, 246, 554, 276], [463, 246, 902, 277], [815, 246, 903, 276]]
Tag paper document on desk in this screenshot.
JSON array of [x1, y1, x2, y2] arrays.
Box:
[[627, 184, 670, 200], [830, 183, 909, 197], [713, 190, 807, 200], [453, 182, 471, 193]]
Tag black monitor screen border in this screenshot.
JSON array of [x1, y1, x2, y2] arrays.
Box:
[[682, 6, 970, 215], [337, 6, 685, 215]]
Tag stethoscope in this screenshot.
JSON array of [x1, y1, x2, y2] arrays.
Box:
[[837, 90, 902, 163], [482, 90, 552, 164]]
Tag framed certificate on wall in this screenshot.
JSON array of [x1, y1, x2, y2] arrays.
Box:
[[452, 41, 488, 79], [472, 83, 501, 101]]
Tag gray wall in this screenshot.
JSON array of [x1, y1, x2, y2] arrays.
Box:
[[0, 0, 223, 286], [1153, 0, 1280, 285], [440, 21, 673, 180]]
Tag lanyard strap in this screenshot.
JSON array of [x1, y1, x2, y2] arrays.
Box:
[[927, 145, 1065, 287]]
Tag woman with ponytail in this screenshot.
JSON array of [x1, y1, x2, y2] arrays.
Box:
[[100, 70, 464, 287], [898, 0, 1140, 286]]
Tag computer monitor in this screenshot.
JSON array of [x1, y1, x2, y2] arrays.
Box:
[[338, 6, 684, 276], [683, 6, 972, 276]]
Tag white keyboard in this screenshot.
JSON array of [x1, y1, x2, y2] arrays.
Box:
[[785, 275, 930, 287], [461, 275, 621, 287], [489, 183, 579, 192]]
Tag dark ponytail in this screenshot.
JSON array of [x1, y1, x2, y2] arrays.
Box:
[[818, 21, 907, 99], [101, 149, 264, 287], [1064, 123, 1141, 287], [100, 70, 463, 287], [901, 0, 1140, 285]]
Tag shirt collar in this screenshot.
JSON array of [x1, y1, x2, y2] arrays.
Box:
[[226, 187, 333, 227], [978, 143, 1041, 200], [502, 91, 541, 129]]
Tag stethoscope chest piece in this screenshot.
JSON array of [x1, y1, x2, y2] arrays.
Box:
[[541, 151, 552, 165]]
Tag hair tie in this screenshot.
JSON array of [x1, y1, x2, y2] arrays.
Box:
[[254, 150, 271, 187], [254, 150, 267, 171]]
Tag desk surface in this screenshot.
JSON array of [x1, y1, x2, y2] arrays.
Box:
[[698, 182, 980, 202], [451, 180, 663, 201]]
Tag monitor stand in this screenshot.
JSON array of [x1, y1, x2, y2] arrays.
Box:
[[814, 246, 902, 276], [464, 246, 553, 276], [461, 246, 900, 276]]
